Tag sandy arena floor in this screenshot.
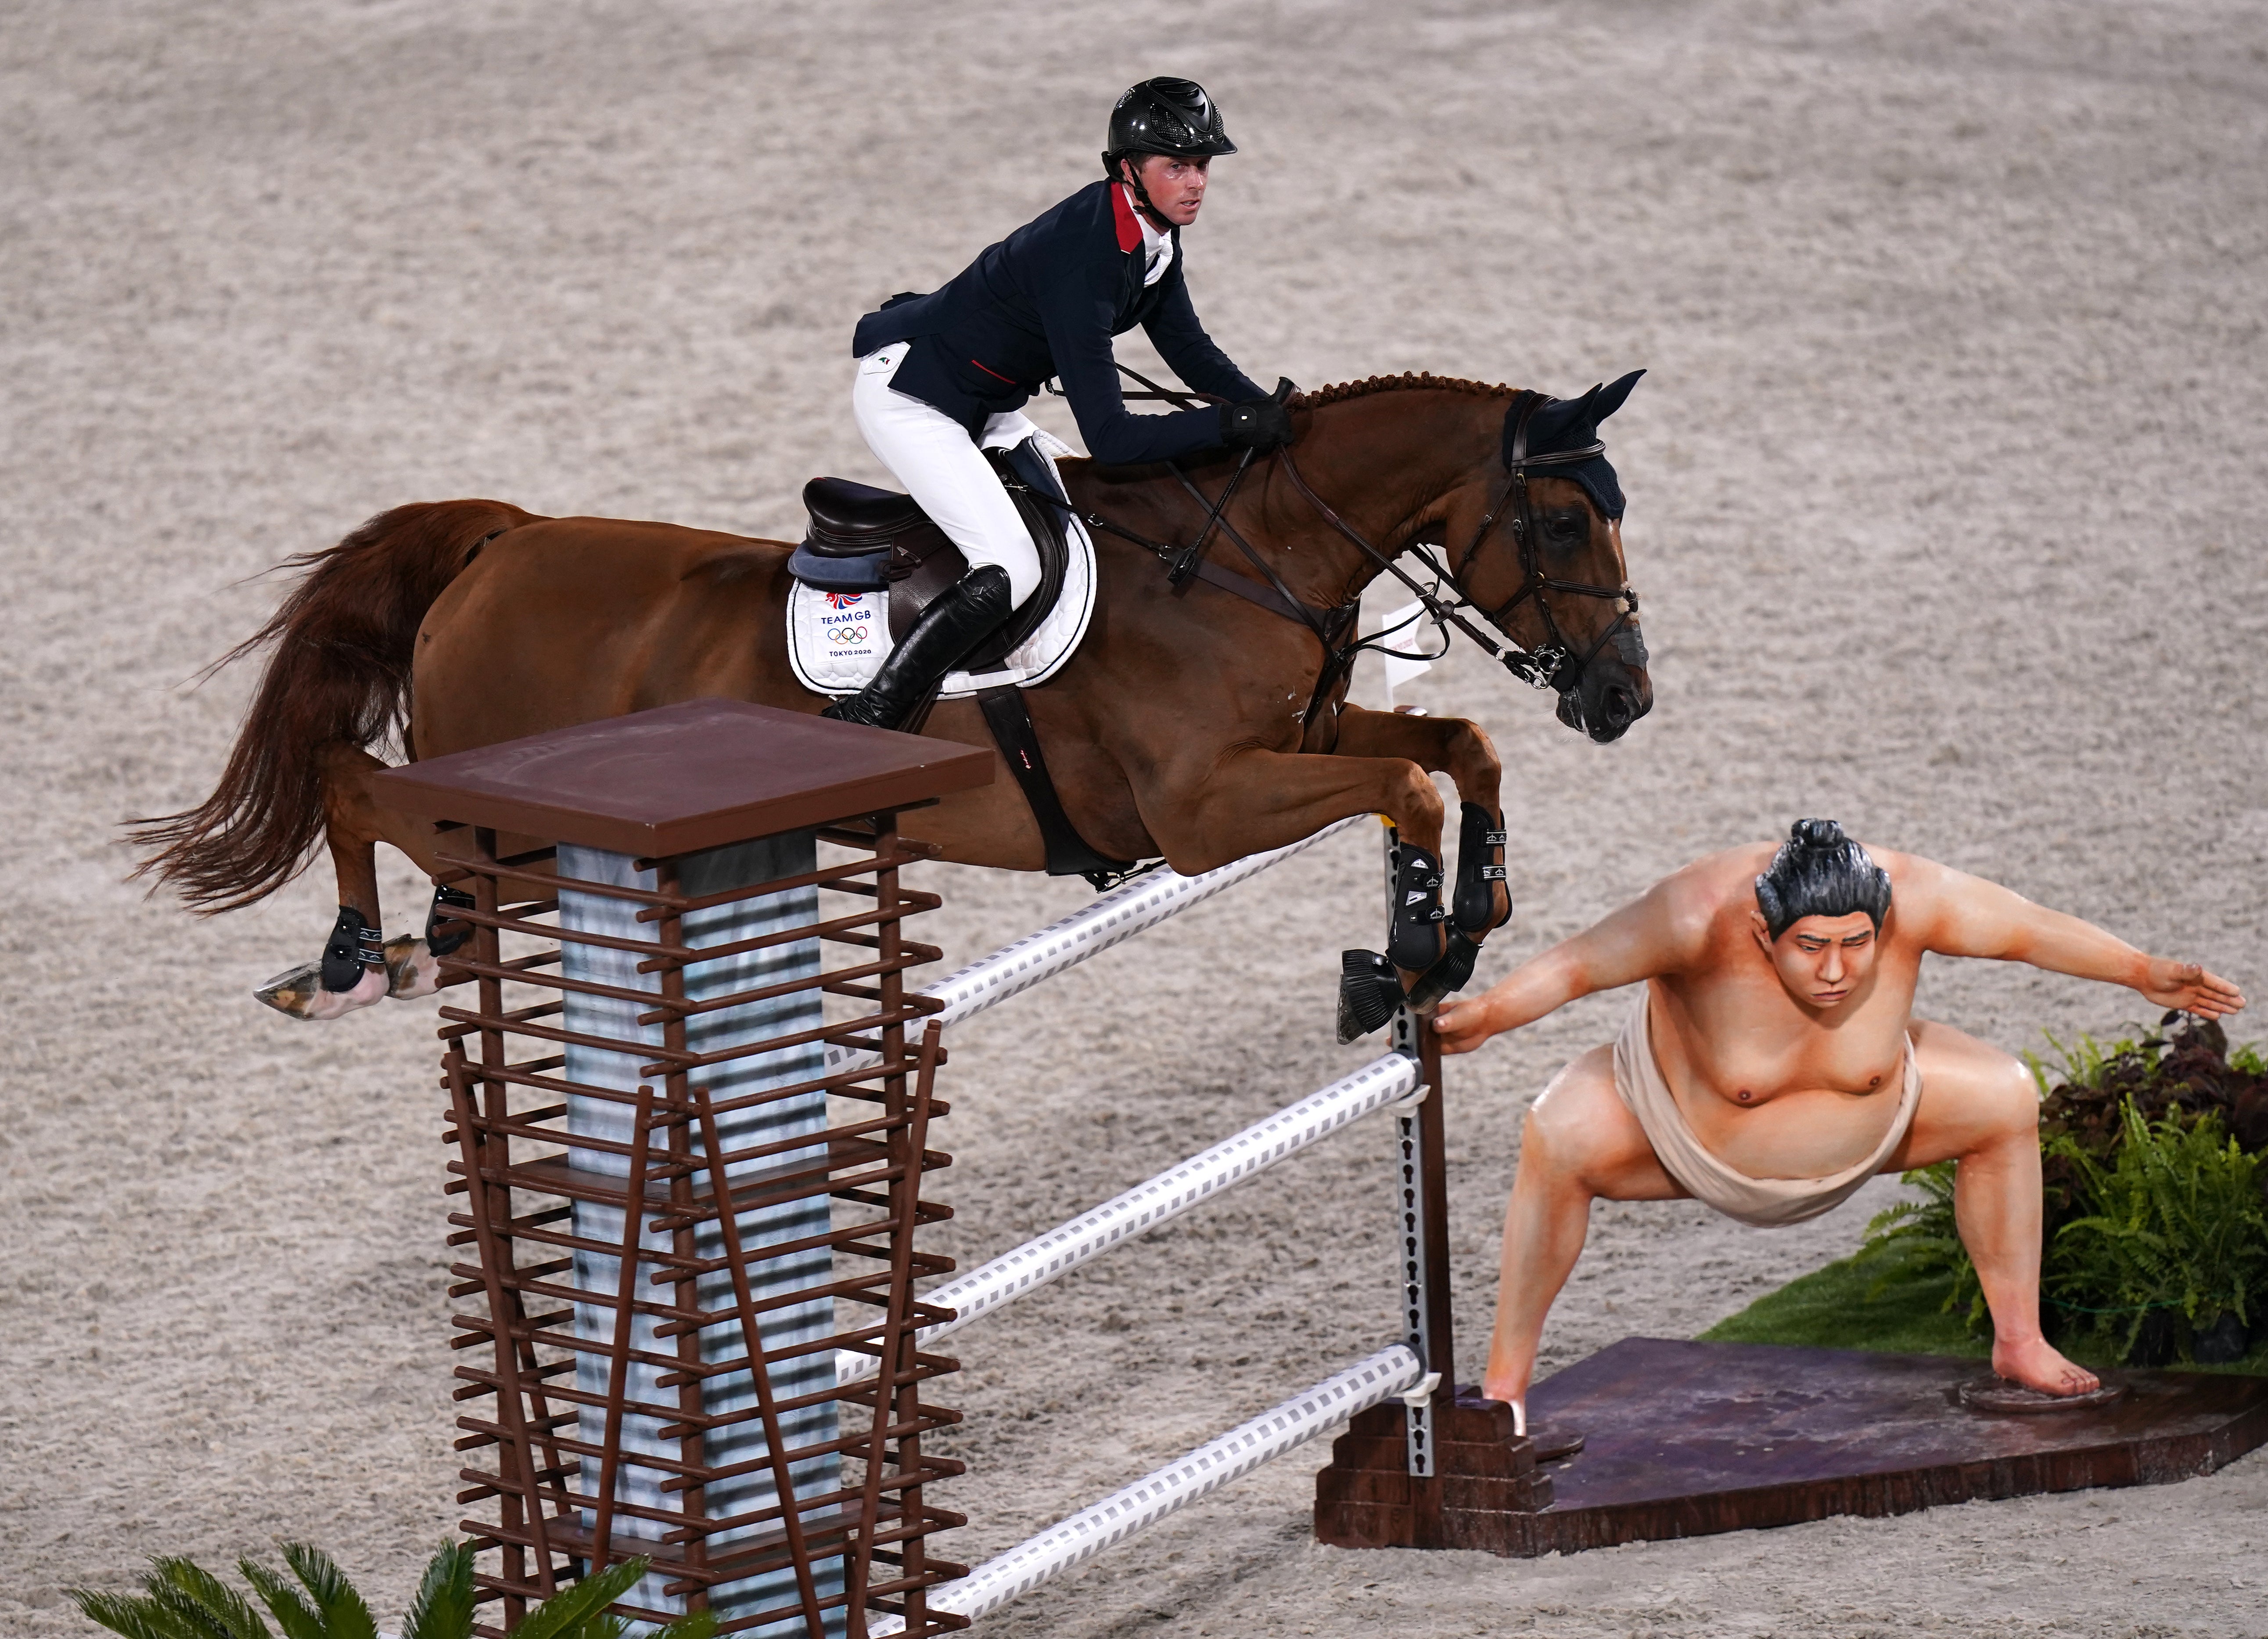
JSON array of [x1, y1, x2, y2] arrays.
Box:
[[5, 2, 2266, 1635]]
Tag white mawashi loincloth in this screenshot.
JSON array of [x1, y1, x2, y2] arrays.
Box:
[[1611, 987, 1922, 1228]]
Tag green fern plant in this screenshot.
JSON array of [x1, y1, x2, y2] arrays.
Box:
[[2024, 1027, 2162, 1099], [1855, 1160, 1987, 1333], [2048, 1102, 2268, 1363], [72, 1541, 716, 1639]]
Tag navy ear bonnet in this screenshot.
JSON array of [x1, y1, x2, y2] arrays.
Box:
[[1503, 368, 1644, 521]]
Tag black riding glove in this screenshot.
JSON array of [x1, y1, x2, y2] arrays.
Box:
[[1220, 378, 1297, 451]]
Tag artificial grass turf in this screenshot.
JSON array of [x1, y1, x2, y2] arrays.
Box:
[[1701, 1257, 1988, 1358], [1699, 1254, 2268, 1376]]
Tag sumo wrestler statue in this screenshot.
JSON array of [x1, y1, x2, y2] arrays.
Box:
[[1433, 819, 2246, 1429]]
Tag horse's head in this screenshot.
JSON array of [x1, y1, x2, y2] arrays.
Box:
[[1451, 371, 1652, 743]]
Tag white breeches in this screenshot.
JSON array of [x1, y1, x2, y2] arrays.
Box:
[[852, 345, 1045, 607]]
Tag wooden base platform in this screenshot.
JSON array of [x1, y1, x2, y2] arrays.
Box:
[[1315, 1337, 2268, 1556]]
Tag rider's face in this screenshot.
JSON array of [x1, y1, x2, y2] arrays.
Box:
[[1753, 911, 1880, 1011], [1123, 154, 1210, 227]]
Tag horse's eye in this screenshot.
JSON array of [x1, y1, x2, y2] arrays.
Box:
[[1544, 511, 1586, 549]]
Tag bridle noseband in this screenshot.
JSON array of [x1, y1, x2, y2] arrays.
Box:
[[1278, 389, 1639, 697]]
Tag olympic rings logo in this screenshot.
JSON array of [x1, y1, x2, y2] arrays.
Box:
[[827, 625, 871, 645]]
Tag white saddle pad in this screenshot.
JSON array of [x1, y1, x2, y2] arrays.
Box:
[[786, 501, 1097, 699]]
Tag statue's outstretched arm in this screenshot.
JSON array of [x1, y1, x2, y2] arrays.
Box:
[[1908, 857, 2247, 1019]]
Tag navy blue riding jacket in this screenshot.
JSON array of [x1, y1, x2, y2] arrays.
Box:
[[851, 180, 1264, 466]]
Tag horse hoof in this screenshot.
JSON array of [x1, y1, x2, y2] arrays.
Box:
[[1337, 949, 1405, 1044], [385, 936, 442, 999], [255, 961, 388, 1020]]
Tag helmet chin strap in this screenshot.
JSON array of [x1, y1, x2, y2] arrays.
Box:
[[1118, 158, 1178, 234]]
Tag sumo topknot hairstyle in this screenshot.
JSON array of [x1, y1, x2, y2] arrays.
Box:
[[1754, 818, 1893, 940]]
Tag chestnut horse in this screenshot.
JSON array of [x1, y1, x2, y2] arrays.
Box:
[[132, 371, 1652, 1024]]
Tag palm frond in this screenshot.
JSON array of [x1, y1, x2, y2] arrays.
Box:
[[280, 1545, 377, 1639], [152, 1559, 275, 1639], [511, 1558, 653, 1639], [237, 1561, 325, 1639], [144, 1588, 234, 1639], [68, 1589, 208, 1639], [399, 1542, 477, 1639]]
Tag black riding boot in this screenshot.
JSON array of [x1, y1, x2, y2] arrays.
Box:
[[822, 564, 1014, 731]]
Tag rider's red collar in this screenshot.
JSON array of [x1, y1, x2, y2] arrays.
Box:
[[1111, 183, 1143, 253]]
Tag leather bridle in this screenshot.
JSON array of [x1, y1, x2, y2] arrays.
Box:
[[1277, 389, 1639, 698], [1028, 372, 1640, 723]]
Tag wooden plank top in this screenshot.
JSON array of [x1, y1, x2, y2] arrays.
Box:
[[371, 698, 994, 857], [1317, 1336, 2268, 1558], [1518, 1336, 2268, 1551]]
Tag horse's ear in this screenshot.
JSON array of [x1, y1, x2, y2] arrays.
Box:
[[1590, 369, 1645, 424]]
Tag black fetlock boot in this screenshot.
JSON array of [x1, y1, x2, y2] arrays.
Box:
[[823, 565, 1014, 732], [320, 905, 385, 993], [426, 884, 478, 958]]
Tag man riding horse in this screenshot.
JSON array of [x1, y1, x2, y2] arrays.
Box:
[[129, 77, 1653, 1024], [824, 76, 1298, 731]]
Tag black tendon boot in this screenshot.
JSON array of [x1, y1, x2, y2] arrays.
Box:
[[1452, 802, 1512, 936], [822, 565, 1014, 732], [1386, 843, 1450, 971]]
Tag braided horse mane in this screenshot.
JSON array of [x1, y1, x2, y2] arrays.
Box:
[[1294, 371, 1514, 408]]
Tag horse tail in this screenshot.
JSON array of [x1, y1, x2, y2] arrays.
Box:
[[128, 499, 540, 913]]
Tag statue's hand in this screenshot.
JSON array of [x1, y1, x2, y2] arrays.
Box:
[[2139, 958, 2246, 1019], [1432, 997, 1496, 1054]]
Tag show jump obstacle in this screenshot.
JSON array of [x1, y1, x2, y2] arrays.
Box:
[[376, 701, 992, 1639], [374, 698, 1557, 1636], [364, 698, 2248, 1633]]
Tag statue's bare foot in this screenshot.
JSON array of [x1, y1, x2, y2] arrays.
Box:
[[1478, 1376, 1528, 1436], [1991, 1336, 2099, 1397]]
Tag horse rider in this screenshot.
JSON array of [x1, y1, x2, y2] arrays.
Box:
[[823, 76, 1298, 731]]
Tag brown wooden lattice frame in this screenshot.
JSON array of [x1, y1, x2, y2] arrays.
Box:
[[435, 814, 966, 1637]]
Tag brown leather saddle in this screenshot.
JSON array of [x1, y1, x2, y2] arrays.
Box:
[[791, 446, 1070, 674], [788, 441, 1139, 888]]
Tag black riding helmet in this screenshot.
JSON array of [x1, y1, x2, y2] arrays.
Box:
[[1103, 78, 1236, 232], [1102, 76, 1236, 172]]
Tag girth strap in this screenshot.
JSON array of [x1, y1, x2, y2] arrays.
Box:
[[975, 686, 1142, 889]]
